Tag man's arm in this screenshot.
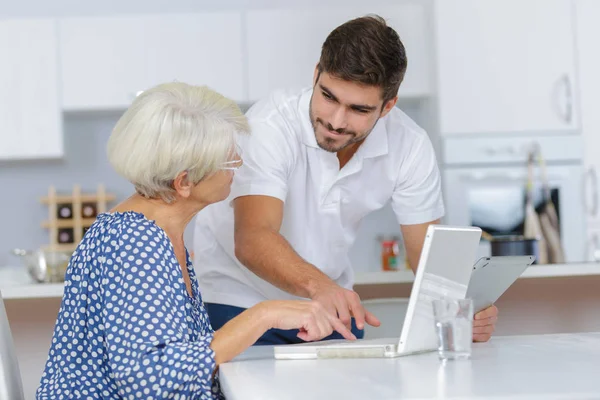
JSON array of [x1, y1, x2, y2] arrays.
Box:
[[233, 195, 380, 330], [233, 195, 329, 299], [400, 219, 440, 274]]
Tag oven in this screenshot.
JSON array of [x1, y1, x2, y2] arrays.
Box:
[[441, 135, 586, 264]]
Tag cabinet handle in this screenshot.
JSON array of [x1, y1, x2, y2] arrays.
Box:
[[554, 74, 573, 125], [564, 74, 573, 125], [584, 166, 599, 218], [590, 233, 600, 262]]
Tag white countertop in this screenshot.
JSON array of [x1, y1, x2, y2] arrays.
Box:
[[2, 262, 600, 300], [355, 262, 600, 285], [220, 332, 600, 400]]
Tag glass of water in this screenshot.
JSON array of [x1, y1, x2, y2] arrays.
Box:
[[432, 298, 473, 360]]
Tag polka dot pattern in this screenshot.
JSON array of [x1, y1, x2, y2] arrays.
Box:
[[37, 211, 223, 399]]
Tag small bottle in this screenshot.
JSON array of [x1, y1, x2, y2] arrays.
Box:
[[81, 202, 97, 218], [57, 203, 73, 219], [381, 238, 400, 271]]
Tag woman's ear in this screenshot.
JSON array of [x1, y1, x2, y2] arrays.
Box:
[[172, 171, 192, 198]]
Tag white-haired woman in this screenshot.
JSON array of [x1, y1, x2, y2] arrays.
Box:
[[36, 83, 354, 400]]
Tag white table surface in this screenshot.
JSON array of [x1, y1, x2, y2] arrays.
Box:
[[220, 332, 600, 400]]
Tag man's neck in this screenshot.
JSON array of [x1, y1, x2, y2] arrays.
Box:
[[336, 141, 363, 169]]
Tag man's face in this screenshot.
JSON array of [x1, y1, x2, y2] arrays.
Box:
[[309, 71, 394, 153]]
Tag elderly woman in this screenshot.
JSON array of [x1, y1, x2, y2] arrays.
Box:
[[36, 83, 354, 399]]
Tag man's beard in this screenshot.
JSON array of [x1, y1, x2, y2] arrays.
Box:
[[309, 100, 376, 153]]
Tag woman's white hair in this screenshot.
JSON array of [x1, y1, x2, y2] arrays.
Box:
[[107, 82, 250, 202]]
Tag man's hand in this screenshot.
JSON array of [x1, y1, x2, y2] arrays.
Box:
[[473, 305, 498, 342], [309, 280, 381, 330]]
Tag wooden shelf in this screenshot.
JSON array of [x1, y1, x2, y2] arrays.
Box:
[[40, 194, 116, 204], [41, 218, 98, 228], [39, 244, 77, 252], [40, 184, 115, 250]]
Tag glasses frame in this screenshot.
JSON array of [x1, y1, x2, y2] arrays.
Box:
[[220, 159, 243, 171]]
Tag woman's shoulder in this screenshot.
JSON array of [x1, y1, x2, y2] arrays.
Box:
[[76, 211, 171, 267], [91, 211, 167, 244]]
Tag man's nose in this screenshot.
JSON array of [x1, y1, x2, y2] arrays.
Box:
[[328, 107, 347, 131]]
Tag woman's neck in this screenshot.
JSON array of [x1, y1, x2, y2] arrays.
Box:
[[111, 193, 202, 243]]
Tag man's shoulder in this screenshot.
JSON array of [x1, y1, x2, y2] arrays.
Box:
[[244, 88, 309, 150], [384, 106, 429, 141], [246, 88, 306, 124], [382, 106, 433, 156]]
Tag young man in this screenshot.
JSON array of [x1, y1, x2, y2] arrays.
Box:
[[194, 15, 498, 345]]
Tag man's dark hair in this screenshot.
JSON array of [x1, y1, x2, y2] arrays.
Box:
[[318, 15, 407, 103]]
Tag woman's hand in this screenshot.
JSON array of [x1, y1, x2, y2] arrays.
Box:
[[261, 300, 357, 341], [211, 299, 356, 366]]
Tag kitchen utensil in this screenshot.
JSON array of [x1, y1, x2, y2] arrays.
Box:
[[11, 248, 70, 283], [524, 150, 548, 264], [536, 147, 565, 263], [489, 235, 540, 263]]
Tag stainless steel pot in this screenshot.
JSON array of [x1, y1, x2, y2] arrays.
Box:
[[489, 236, 540, 264], [11, 248, 71, 283]]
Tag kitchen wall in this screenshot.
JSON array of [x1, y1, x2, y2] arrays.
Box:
[[0, 0, 410, 17], [0, 101, 425, 272], [0, 111, 132, 267], [0, 0, 433, 274]]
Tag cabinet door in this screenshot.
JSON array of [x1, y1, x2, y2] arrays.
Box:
[[586, 229, 600, 262], [59, 12, 245, 110], [246, 4, 431, 102], [434, 0, 578, 135], [0, 19, 62, 159], [576, 0, 600, 227]]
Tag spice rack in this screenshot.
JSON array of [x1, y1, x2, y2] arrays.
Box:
[[40, 184, 115, 251]]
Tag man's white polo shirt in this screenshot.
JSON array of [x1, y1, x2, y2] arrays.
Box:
[[194, 88, 444, 309]]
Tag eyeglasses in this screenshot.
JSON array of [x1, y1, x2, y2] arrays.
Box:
[[220, 159, 243, 171], [220, 143, 243, 171]]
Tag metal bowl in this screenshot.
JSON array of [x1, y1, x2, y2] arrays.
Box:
[[11, 248, 71, 283]]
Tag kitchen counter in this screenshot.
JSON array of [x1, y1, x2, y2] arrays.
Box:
[[2, 262, 600, 300], [355, 261, 600, 285], [220, 332, 600, 400]]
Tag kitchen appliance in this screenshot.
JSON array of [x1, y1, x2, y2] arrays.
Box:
[[442, 135, 586, 263], [11, 248, 70, 283], [489, 236, 540, 261]]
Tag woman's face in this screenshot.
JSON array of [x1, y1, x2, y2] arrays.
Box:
[[192, 147, 243, 205]]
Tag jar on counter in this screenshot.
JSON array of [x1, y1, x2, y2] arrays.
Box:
[[380, 237, 400, 271]]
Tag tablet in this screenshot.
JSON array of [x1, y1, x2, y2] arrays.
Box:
[[466, 255, 535, 312]]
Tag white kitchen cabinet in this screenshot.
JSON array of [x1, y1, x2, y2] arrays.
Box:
[[586, 229, 600, 262], [59, 12, 245, 110], [0, 19, 62, 160], [246, 4, 432, 102], [575, 0, 600, 229], [434, 0, 578, 135]]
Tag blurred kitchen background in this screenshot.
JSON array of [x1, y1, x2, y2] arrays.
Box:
[[4, 1, 600, 398], [2, 0, 599, 271]]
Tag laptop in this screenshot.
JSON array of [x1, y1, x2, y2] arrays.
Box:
[[274, 225, 482, 359]]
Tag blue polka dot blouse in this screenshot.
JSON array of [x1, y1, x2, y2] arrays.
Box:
[[37, 211, 224, 399]]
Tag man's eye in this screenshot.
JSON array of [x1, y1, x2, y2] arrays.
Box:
[[322, 92, 332, 100]]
